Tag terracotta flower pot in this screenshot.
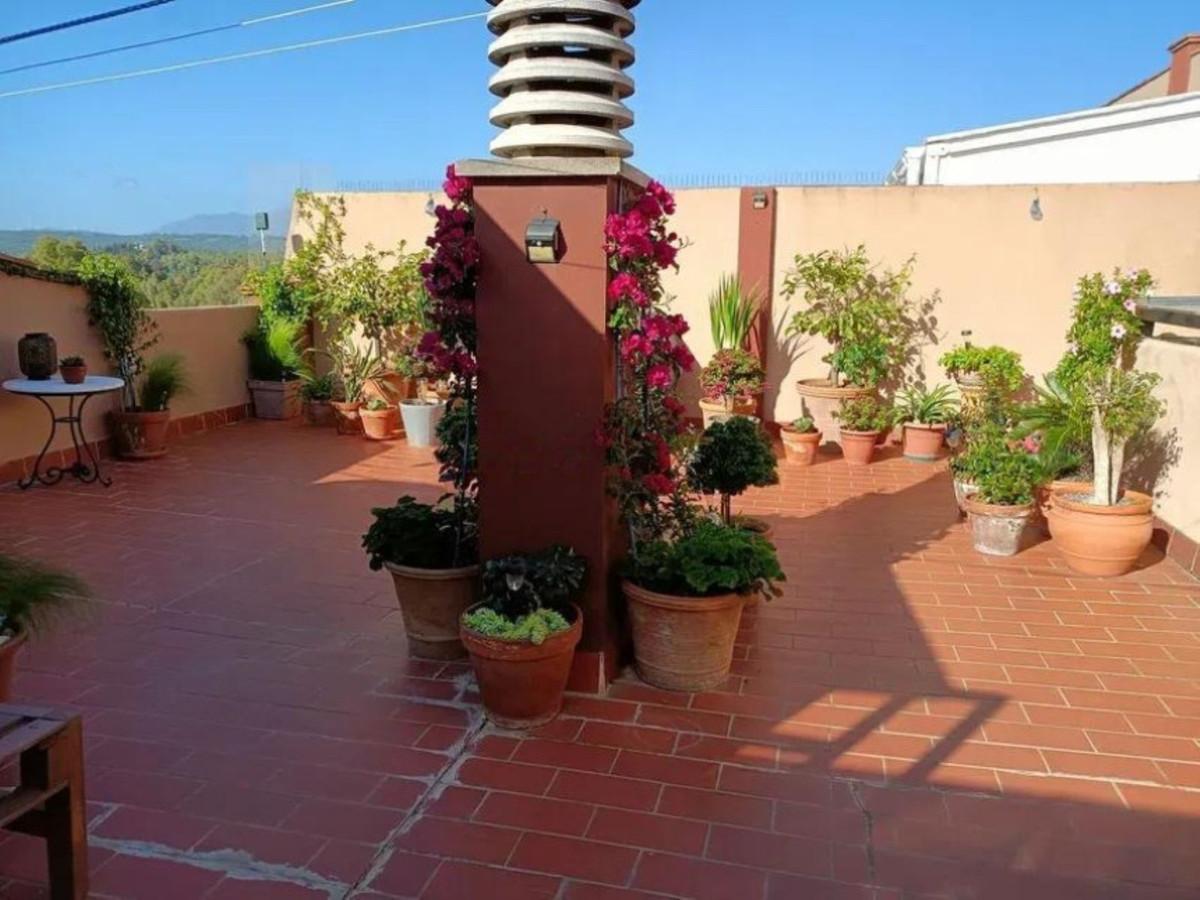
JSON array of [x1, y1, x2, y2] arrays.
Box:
[[59, 364, 88, 385], [360, 407, 400, 441], [699, 396, 758, 429], [304, 400, 336, 427], [384, 562, 480, 660], [461, 603, 582, 728], [901, 422, 946, 461], [1034, 479, 1093, 533], [0, 630, 28, 702], [623, 580, 744, 692], [839, 429, 881, 466], [796, 379, 873, 447], [248, 379, 302, 420], [1047, 490, 1153, 577], [110, 409, 170, 460], [964, 497, 1034, 557], [780, 427, 821, 466], [332, 401, 363, 435]]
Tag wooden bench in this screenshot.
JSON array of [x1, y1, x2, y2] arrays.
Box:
[[0, 705, 87, 900]]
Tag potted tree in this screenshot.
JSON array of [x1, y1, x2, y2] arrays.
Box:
[[782, 246, 928, 445], [461, 546, 586, 728], [895, 383, 957, 461], [833, 395, 895, 466], [699, 275, 763, 426], [360, 396, 399, 441], [780, 416, 821, 466], [112, 354, 188, 459], [300, 372, 337, 426], [939, 340, 1025, 404], [363, 496, 479, 659], [687, 417, 778, 535], [0, 554, 89, 700], [623, 520, 783, 691], [244, 318, 304, 420], [962, 444, 1044, 556]]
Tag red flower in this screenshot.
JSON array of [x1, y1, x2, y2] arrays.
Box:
[[646, 363, 672, 389], [642, 473, 675, 495]]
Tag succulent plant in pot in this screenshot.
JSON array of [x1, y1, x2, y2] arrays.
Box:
[[833, 395, 895, 466], [687, 416, 778, 539], [363, 495, 479, 660], [895, 383, 957, 461], [300, 372, 337, 427], [360, 396, 399, 442], [0, 554, 89, 700], [780, 415, 821, 466], [461, 546, 586, 728], [58, 355, 88, 385], [963, 444, 1045, 557]]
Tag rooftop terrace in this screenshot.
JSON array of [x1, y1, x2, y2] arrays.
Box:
[[1, 421, 1198, 899]]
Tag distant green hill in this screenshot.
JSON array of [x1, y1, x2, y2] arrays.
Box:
[[0, 229, 284, 258]]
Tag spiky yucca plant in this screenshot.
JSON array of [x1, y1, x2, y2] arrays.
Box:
[[139, 353, 189, 412], [0, 554, 89, 638]]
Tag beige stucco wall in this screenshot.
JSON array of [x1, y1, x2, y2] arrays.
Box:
[[1, 271, 256, 469], [287, 191, 439, 258], [769, 183, 1200, 423], [1135, 336, 1200, 543]]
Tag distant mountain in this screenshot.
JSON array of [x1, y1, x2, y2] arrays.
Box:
[[0, 229, 284, 257], [158, 209, 290, 237]]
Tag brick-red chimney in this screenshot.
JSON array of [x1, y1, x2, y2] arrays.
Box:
[[1168, 34, 1200, 94]]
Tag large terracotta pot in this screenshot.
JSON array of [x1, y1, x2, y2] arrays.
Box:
[[248, 379, 302, 420], [699, 396, 758, 429], [360, 407, 400, 441], [964, 497, 1034, 557], [780, 427, 821, 466], [839, 429, 880, 466], [796, 379, 873, 447], [461, 603, 582, 728], [332, 401, 363, 435], [384, 562, 480, 660], [111, 409, 170, 459], [1034, 479, 1093, 532], [623, 580, 744, 692], [304, 400, 336, 427], [0, 630, 28, 701], [1047, 490, 1153, 577], [901, 423, 946, 461]]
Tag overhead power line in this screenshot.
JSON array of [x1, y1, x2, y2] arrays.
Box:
[[0, 11, 489, 100], [0, 0, 178, 46], [1, 0, 357, 77]]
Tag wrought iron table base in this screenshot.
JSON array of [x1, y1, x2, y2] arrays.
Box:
[[20, 393, 110, 490]]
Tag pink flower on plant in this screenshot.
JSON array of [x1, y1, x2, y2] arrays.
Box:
[[1111, 323, 1127, 340], [671, 343, 697, 372], [608, 272, 647, 306], [443, 165, 472, 204], [1123, 298, 1137, 313], [662, 396, 686, 416], [1104, 280, 1122, 296], [642, 473, 675, 495], [1022, 434, 1041, 454], [645, 363, 673, 389]]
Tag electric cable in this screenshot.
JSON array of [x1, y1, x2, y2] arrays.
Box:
[[0, 0, 178, 46]]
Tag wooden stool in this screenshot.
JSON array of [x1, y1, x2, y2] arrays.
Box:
[[0, 705, 87, 900]]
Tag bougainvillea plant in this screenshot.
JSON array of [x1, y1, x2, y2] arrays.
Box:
[[413, 165, 481, 564], [597, 181, 697, 551]]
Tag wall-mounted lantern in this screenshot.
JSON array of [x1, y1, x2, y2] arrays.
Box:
[[254, 212, 270, 257], [752, 191, 770, 210], [525, 215, 563, 264]]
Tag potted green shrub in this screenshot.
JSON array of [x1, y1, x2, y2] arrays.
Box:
[[963, 445, 1044, 556], [699, 275, 763, 425], [300, 372, 337, 427], [780, 415, 821, 466], [939, 341, 1025, 403], [244, 318, 304, 420], [0, 554, 88, 700], [783, 246, 927, 446], [363, 496, 479, 660], [623, 520, 783, 691], [833, 395, 895, 466], [895, 383, 957, 461], [688, 417, 778, 536], [59, 355, 87, 384], [316, 336, 389, 435], [360, 396, 399, 441], [1014, 375, 1092, 526], [461, 546, 586, 728], [111, 353, 188, 459]]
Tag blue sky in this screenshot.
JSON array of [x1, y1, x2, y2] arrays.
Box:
[[0, 0, 1193, 233]]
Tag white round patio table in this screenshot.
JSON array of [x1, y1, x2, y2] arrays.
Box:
[[2, 375, 124, 489]]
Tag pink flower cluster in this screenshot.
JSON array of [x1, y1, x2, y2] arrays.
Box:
[[418, 166, 479, 378]]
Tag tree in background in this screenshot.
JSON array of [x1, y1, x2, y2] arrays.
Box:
[[28, 236, 88, 273]]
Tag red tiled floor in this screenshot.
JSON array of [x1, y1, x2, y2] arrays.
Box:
[[2, 420, 1199, 898]]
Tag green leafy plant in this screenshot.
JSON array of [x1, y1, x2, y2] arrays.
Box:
[[787, 416, 816, 433], [834, 395, 894, 433], [1013, 375, 1090, 472], [315, 335, 389, 404], [627, 519, 785, 602], [463, 546, 587, 645], [0, 554, 89, 637], [243, 262, 315, 326], [1055, 268, 1153, 390], [938, 344, 1025, 395], [363, 495, 478, 571], [782, 245, 934, 388], [896, 383, 957, 424], [687, 417, 778, 523], [59, 355, 85, 367], [699, 348, 765, 403], [78, 252, 159, 410], [244, 318, 304, 382], [139, 353, 188, 412], [949, 420, 1009, 483], [974, 447, 1045, 507], [434, 400, 478, 493], [299, 371, 336, 403], [708, 274, 760, 352], [364, 396, 391, 412]]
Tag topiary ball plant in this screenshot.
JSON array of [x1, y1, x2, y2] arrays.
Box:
[[687, 417, 778, 524]]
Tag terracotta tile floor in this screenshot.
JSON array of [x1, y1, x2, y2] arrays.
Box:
[[1, 420, 1199, 899]]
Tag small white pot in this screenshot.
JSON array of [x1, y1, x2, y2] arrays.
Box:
[[400, 400, 445, 448]]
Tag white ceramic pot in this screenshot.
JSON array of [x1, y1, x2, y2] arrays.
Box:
[[400, 400, 445, 448]]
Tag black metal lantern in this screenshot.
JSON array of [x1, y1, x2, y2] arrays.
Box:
[[525, 216, 563, 264]]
